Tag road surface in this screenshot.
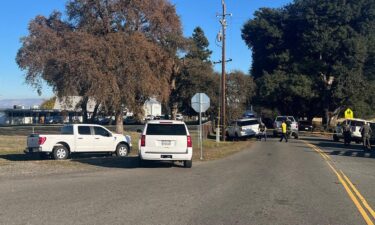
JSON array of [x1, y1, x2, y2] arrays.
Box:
[[0, 136, 374, 225]]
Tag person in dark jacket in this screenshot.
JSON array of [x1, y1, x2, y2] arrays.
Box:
[[342, 123, 351, 146]]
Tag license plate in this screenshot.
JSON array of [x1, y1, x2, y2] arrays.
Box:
[[161, 140, 171, 146], [305, 128, 309, 130]]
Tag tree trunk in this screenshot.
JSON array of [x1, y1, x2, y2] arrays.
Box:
[[171, 102, 178, 120], [90, 103, 100, 123], [115, 110, 124, 134], [80, 97, 89, 123], [169, 60, 180, 120]]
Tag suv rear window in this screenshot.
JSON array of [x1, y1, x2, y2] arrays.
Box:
[[238, 120, 259, 126], [146, 124, 187, 135]]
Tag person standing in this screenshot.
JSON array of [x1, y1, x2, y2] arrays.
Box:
[[279, 120, 288, 142], [342, 123, 351, 146], [258, 122, 267, 141], [360, 122, 372, 150]]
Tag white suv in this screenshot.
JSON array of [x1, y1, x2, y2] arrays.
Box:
[[333, 119, 367, 143], [138, 120, 193, 168], [226, 118, 260, 139]]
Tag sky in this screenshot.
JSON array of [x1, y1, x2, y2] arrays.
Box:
[[0, 0, 291, 100]]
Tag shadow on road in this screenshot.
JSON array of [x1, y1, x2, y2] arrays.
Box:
[[72, 156, 184, 169], [0, 153, 184, 169], [300, 137, 375, 159]]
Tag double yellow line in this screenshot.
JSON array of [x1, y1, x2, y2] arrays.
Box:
[[303, 141, 375, 225]]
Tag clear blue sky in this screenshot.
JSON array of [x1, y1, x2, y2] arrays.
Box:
[[0, 0, 291, 99]]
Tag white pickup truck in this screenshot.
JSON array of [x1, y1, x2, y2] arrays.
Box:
[[25, 124, 132, 160]]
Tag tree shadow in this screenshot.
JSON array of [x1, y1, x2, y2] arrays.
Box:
[[302, 137, 375, 159], [0, 153, 185, 169]]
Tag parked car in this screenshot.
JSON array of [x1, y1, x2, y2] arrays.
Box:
[[273, 116, 299, 139], [144, 115, 154, 121], [124, 116, 137, 124], [226, 118, 260, 139], [138, 120, 193, 168], [298, 120, 313, 131], [25, 124, 132, 160], [333, 119, 367, 143]]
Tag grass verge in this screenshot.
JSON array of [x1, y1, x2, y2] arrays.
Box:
[[0, 132, 252, 163]]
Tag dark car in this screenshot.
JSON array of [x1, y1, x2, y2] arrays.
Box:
[[299, 120, 313, 131]]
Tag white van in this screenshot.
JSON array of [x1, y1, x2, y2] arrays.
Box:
[[138, 120, 193, 168]]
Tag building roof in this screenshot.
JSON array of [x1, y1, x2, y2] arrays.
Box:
[[54, 96, 97, 112]]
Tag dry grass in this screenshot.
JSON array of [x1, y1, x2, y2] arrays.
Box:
[[0, 136, 26, 154]]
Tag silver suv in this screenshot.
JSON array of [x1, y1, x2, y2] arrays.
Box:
[[273, 116, 299, 139]]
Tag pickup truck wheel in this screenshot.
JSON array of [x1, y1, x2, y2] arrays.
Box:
[[116, 144, 129, 157], [183, 160, 192, 168], [53, 146, 69, 160]]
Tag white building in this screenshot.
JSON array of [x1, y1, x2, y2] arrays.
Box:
[[143, 98, 162, 118]]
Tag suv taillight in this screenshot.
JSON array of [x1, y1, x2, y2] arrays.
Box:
[[38, 137, 47, 145], [187, 136, 192, 148], [141, 135, 146, 147]]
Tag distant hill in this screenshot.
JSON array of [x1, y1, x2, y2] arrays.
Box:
[[0, 99, 46, 109]]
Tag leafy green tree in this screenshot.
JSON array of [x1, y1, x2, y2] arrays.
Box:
[[242, 0, 375, 121], [186, 27, 212, 62], [173, 27, 219, 118], [226, 71, 256, 122]]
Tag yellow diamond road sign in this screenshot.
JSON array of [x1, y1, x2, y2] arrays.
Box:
[[345, 108, 354, 119]]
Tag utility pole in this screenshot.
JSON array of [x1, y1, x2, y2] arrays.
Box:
[[217, 0, 231, 141]]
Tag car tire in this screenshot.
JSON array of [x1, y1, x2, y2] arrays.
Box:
[[355, 140, 361, 144], [116, 144, 129, 157], [184, 160, 192, 168], [53, 146, 69, 160], [294, 133, 299, 139]]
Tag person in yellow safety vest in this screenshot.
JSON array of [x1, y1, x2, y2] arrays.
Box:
[[279, 120, 288, 142]]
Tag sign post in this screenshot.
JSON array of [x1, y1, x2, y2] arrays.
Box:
[[191, 93, 210, 160]]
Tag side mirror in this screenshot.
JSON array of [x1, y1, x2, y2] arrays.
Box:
[[136, 129, 142, 133]]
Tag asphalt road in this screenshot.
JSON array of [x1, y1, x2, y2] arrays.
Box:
[[1, 136, 374, 225]]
